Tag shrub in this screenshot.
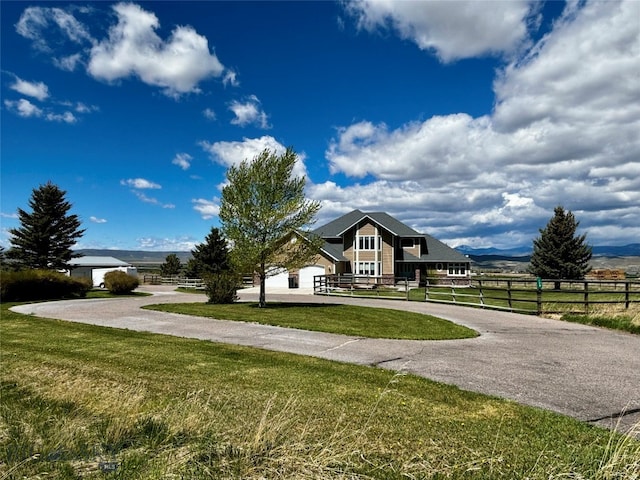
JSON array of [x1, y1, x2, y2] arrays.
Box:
[[204, 271, 239, 304], [103, 270, 139, 294], [0, 269, 91, 302]]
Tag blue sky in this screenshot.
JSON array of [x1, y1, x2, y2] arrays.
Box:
[[2, 1, 639, 252]]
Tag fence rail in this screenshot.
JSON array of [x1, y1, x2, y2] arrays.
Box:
[[313, 275, 640, 315], [142, 275, 205, 289], [314, 274, 411, 300]]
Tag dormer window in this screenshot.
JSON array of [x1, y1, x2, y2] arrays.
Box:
[[401, 238, 414, 248]]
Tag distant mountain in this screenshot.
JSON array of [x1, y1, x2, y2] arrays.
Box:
[[456, 243, 640, 258], [75, 249, 192, 264], [455, 245, 532, 256], [591, 244, 640, 256]]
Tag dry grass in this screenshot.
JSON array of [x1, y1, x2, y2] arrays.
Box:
[[2, 303, 639, 479], [558, 303, 640, 334]]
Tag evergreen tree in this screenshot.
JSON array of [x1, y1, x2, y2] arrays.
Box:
[[528, 206, 592, 288], [184, 227, 230, 278], [160, 253, 182, 276], [219, 147, 322, 307], [8, 182, 85, 270]]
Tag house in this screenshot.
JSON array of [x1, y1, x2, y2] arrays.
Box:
[[267, 209, 470, 289], [67, 256, 138, 287]]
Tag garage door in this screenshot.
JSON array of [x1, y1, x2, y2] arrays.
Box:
[[265, 268, 289, 288], [298, 265, 325, 288]]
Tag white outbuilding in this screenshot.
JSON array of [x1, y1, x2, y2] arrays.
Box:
[[68, 256, 138, 287]]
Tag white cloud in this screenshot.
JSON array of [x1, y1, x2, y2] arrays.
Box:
[[46, 111, 77, 123], [131, 191, 175, 209], [192, 198, 220, 219], [320, 1, 640, 247], [120, 178, 175, 208], [228, 95, 270, 128], [120, 178, 161, 189], [75, 102, 99, 113], [4, 99, 80, 124], [137, 236, 197, 251], [202, 108, 216, 120], [10, 77, 49, 101], [16, 6, 93, 53], [345, 0, 536, 62], [87, 3, 226, 97], [1, 212, 19, 219], [172, 153, 192, 170], [223, 69, 239, 87], [4, 99, 43, 118], [89, 216, 107, 223], [199, 135, 308, 179], [54, 53, 83, 71], [16, 3, 231, 98]]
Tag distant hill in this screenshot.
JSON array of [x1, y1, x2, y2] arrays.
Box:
[[591, 243, 640, 256], [75, 249, 192, 264], [455, 245, 532, 256], [456, 243, 640, 258]]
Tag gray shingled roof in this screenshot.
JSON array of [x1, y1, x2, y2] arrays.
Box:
[[314, 210, 468, 263], [320, 242, 348, 261], [312, 209, 365, 237], [418, 235, 469, 263], [314, 210, 422, 237], [69, 256, 131, 267]]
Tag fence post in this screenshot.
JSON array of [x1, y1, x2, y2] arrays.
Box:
[[405, 278, 409, 301], [536, 278, 542, 316], [625, 281, 630, 309], [478, 279, 484, 307], [507, 280, 512, 310], [584, 281, 589, 314]]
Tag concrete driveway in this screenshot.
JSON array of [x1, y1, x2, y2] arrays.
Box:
[[11, 285, 640, 435]]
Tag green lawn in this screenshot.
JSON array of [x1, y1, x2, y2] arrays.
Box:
[[143, 302, 477, 340], [1, 302, 638, 479]]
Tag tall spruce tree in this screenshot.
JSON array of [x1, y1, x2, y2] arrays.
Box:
[[528, 206, 592, 288], [8, 182, 85, 270], [184, 227, 230, 278], [219, 147, 322, 307]]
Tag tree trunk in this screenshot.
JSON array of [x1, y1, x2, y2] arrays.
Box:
[[259, 274, 266, 308]]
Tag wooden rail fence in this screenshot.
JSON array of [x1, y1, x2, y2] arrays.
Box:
[[313, 275, 640, 315]]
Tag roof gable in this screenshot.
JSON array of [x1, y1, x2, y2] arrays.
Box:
[[312, 209, 365, 237], [313, 210, 421, 237]]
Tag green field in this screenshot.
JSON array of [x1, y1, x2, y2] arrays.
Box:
[[1, 301, 639, 479]]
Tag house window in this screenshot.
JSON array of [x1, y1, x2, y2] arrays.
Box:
[[358, 235, 380, 251], [401, 238, 414, 248], [448, 263, 467, 276], [357, 262, 379, 276], [399, 263, 414, 274]]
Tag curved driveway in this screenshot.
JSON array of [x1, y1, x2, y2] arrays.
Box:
[[11, 285, 640, 435]]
